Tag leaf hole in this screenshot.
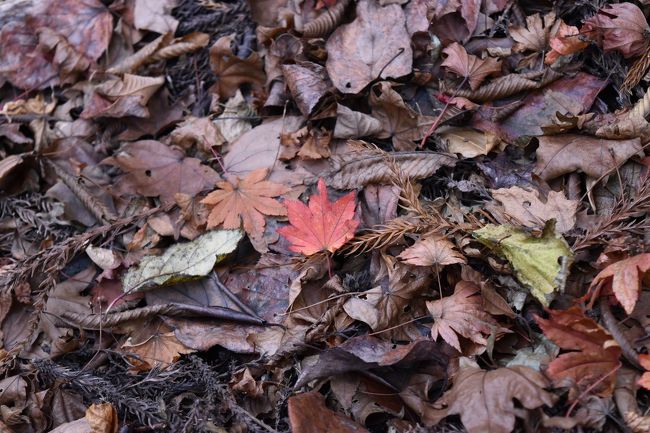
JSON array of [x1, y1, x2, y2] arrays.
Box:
[[145, 169, 152, 177]]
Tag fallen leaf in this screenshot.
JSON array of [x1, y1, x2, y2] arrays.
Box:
[[133, 0, 179, 34], [326, 0, 412, 93], [80, 74, 165, 119], [102, 140, 221, 203], [85, 403, 118, 433], [209, 34, 266, 99], [584, 3, 650, 58], [536, 307, 622, 398], [428, 365, 556, 433], [278, 178, 358, 256], [441, 43, 501, 90], [590, 253, 650, 315], [438, 126, 499, 158], [333, 104, 384, 140], [490, 186, 578, 234], [122, 229, 243, 293], [398, 235, 466, 267], [122, 320, 195, 371], [201, 168, 288, 250], [473, 224, 573, 306], [545, 21, 588, 64], [639, 354, 650, 390], [427, 281, 503, 352], [282, 62, 331, 117], [535, 134, 642, 181], [170, 116, 225, 152], [289, 392, 371, 433], [510, 12, 557, 53]]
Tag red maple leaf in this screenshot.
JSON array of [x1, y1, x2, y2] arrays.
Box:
[[278, 178, 358, 256]]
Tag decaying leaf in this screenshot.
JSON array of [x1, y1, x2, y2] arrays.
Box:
[[102, 140, 220, 203], [639, 354, 650, 390], [490, 186, 578, 234], [584, 3, 650, 58], [289, 392, 371, 433], [122, 229, 243, 293], [427, 364, 556, 433], [398, 235, 466, 267], [510, 12, 557, 53], [201, 168, 288, 251], [536, 307, 622, 398], [441, 43, 501, 90], [209, 34, 266, 99], [133, 0, 179, 34], [282, 62, 330, 117], [473, 224, 573, 306], [545, 21, 588, 64], [278, 178, 358, 256], [590, 253, 650, 314], [438, 126, 499, 158], [122, 321, 195, 371], [427, 281, 503, 352], [333, 104, 383, 139], [326, 0, 412, 93], [80, 74, 165, 119], [85, 403, 118, 433]]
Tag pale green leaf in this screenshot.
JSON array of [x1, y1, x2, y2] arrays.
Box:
[[472, 224, 573, 306], [122, 229, 243, 293]]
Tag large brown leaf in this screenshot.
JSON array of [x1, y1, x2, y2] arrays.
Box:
[[80, 74, 165, 119], [102, 140, 220, 203], [326, 0, 412, 94], [398, 235, 466, 267], [426, 365, 556, 433]]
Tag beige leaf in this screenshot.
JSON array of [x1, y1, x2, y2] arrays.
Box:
[[333, 104, 383, 139], [134, 0, 179, 34], [85, 403, 118, 433], [510, 12, 557, 53], [398, 235, 466, 267], [491, 186, 579, 234], [122, 322, 194, 371], [438, 126, 499, 158]]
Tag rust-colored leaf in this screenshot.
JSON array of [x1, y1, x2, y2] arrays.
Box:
[[590, 253, 650, 315], [289, 392, 371, 433], [639, 354, 650, 390], [441, 42, 502, 91], [278, 178, 358, 256]]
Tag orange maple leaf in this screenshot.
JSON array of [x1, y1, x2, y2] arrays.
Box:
[[590, 253, 650, 314], [201, 168, 288, 243], [277, 178, 358, 256], [536, 307, 621, 398]]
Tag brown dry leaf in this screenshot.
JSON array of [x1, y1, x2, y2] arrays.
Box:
[[298, 128, 332, 160], [209, 34, 266, 99], [334, 104, 383, 139], [490, 186, 579, 234], [545, 21, 588, 64], [102, 140, 220, 203], [441, 43, 501, 90], [282, 62, 330, 117], [426, 281, 503, 352], [427, 364, 556, 433], [590, 253, 650, 315], [289, 392, 371, 433], [584, 3, 650, 58], [133, 0, 179, 34], [326, 0, 412, 94], [85, 403, 118, 433], [122, 321, 195, 371], [170, 116, 225, 152], [201, 168, 288, 250], [535, 134, 642, 181], [80, 74, 165, 119], [438, 126, 499, 158], [369, 82, 425, 151], [398, 235, 466, 267], [510, 12, 557, 53]]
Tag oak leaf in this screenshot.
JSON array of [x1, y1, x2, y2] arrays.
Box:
[[590, 253, 650, 314], [536, 307, 621, 398], [278, 178, 358, 256], [427, 281, 503, 352], [398, 235, 466, 267], [429, 364, 556, 433], [441, 42, 501, 90], [201, 168, 288, 247]]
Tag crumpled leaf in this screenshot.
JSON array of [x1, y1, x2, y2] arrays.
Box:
[[510, 12, 557, 53], [122, 229, 243, 293], [398, 235, 466, 267], [545, 20, 588, 64], [536, 307, 622, 398], [102, 140, 220, 203], [535, 134, 642, 181], [201, 168, 288, 252], [473, 224, 573, 306], [282, 62, 330, 117], [85, 403, 118, 433], [590, 253, 650, 315], [490, 186, 578, 234], [438, 126, 499, 158], [584, 3, 650, 58], [80, 74, 165, 119], [441, 43, 501, 90], [289, 392, 371, 433], [334, 104, 384, 139], [122, 321, 194, 371], [133, 0, 179, 34], [427, 364, 556, 433], [326, 0, 412, 93], [427, 281, 504, 352], [278, 178, 358, 256], [209, 34, 266, 99], [170, 116, 225, 152]]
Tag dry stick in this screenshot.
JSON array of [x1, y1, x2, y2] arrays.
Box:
[[599, 297, 642, 370]]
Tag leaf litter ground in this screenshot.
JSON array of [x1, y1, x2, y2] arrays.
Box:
[[1, 1, 650, 433]]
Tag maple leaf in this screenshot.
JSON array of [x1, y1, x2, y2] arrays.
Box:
[[639, 354, 650, 390], [590, 253, 650, 315], [398, 235, 466, 267], [429, 364, 556, 433], [536, 307, 621, 398], [545, 21, 588, 64], [441, 42, 502, 90], [278, 178, 359, 256], [510, 12, 557, 53], [201, 168, 288, 247], [426, 281, 503, 352]]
